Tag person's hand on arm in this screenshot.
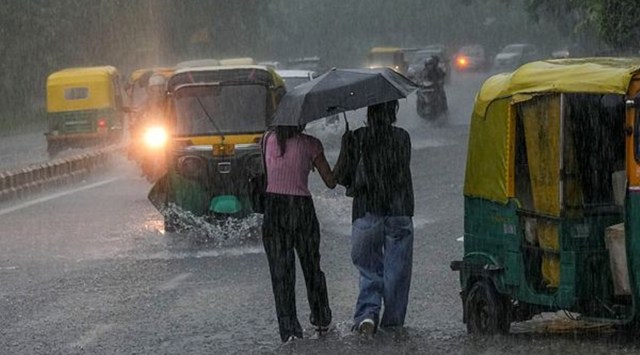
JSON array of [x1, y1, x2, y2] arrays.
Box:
[[314, 152, 336, 189]]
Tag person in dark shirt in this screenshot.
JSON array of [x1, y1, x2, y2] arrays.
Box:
[[335, 100, 415, 335], [419, 56, 448, 111]]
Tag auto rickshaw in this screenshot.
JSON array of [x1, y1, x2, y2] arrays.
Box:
[[46, 66, 126, 156], [452, 58, 640, 334], [366, 47, 407, 74], [148, 65, 285, 230], [126, 67, 175, 182], [126, 67, 174, 110]]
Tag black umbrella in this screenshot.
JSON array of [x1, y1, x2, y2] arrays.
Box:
[[270, 68, 418, 126]]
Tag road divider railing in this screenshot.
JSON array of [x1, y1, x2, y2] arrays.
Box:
[[0, 145, 122, 203]]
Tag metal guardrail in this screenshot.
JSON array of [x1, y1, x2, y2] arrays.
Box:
[[0, 145, 121, 203]]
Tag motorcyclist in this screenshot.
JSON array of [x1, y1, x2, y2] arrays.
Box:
[[420, 56, 445, 84], [419, 56, 448, 111]]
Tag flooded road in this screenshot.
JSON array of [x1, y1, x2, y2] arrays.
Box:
[[1, 71, 638, 354]]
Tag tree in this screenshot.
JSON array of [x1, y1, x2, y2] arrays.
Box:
[[508, 0, 640, 52]]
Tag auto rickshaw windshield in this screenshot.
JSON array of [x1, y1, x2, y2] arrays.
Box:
[[173, 84, 268, 136]]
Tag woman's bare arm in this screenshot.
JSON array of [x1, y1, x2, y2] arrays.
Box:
[[314, 152, 336, 189]]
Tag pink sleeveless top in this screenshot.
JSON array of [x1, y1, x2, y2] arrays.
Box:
[[265, 133, 323, 196]]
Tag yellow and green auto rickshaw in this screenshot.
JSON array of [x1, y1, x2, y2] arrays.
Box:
[[452, 58, 640, 334], [219, 57, 256, 66], [148, 65, 285, 230], [46, 66, 126, 156], [125, 67, 175, 182], [366, 47, 407, 74], [126, 67, 175, 111]]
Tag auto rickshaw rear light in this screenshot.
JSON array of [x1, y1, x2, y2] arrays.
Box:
[[213, 143, 235, 156], [97, 118, 107, 127]]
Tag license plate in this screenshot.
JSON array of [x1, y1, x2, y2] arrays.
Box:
[[217, 162, 231, 174]]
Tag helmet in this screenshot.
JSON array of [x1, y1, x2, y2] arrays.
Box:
[[424, 56, 436, 68]]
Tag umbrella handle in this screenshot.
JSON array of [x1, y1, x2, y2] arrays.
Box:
[[343, 112, 349, 132]]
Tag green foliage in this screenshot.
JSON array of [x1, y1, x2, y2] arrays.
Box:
[[598, 0, 640, 51], [520, 0, 640, 51]]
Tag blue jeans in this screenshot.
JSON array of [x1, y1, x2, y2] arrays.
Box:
[[351, 213, 414, 329]]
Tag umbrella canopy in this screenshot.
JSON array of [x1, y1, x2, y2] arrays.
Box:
[[271, 68, 418, 126]]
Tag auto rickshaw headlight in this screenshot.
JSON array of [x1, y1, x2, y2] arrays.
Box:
[[143, 126, 168, 149], [177, 155, 205, 180]]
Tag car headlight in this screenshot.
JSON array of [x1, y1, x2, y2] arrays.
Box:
[[143, 126, 168, 149]]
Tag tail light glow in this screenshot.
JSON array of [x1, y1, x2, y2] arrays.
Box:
[[456, 56, 469, 68]]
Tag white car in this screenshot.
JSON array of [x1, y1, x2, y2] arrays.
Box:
[[493, 44, 540, 70], [276, 70, 317, 91], [276, 70, 339, 126]]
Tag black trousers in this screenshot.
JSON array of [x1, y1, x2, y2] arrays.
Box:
[[262, 193, 332, 341]]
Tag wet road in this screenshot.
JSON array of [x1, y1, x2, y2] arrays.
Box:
[[1, 71, 638, 354], [0, 124, 111, 171]]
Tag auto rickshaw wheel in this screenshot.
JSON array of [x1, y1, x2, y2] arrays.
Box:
[[465, 279, 510, 335]]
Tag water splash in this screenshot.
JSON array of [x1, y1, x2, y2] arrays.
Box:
[[163, 203, 262, 247]]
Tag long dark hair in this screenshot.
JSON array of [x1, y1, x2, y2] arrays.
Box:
[[366, 100, 398, 134], [274, 125, 304, 156]]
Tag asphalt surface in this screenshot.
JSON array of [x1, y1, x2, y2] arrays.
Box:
[[2, 71, 639, 354], [0, 125, 110, 171]]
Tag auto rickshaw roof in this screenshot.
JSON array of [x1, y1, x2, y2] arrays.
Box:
[[370, 47, 402, 53], [219, 57, 256, 66], [129, 67, 174, 82], [47, 66, 119, 86], [465, 57, 640, 205], [175, 59, 221, 69], [474, 57, 640, 118], [169, 65, 284, 91]]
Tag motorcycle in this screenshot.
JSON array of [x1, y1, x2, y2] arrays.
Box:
[[416, 79, 448, 121]]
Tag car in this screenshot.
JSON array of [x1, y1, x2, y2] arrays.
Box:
[[276, 69, 339, 126], [276, 69, 317, 91], [286, 56, 329, 74], [493, 43, 540, 70], [453, 45, 487, 71], [406, 45, 451, 82]]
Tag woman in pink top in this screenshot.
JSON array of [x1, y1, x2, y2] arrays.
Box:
[[262, 125, 335, 342]]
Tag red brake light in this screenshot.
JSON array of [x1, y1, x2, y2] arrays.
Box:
[[97, 118, 107, 127]]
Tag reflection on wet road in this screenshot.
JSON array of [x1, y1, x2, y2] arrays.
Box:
[[2, 71, 638, 354]]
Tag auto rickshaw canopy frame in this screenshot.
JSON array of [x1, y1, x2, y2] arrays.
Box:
[[465, 58, 640, 204]]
